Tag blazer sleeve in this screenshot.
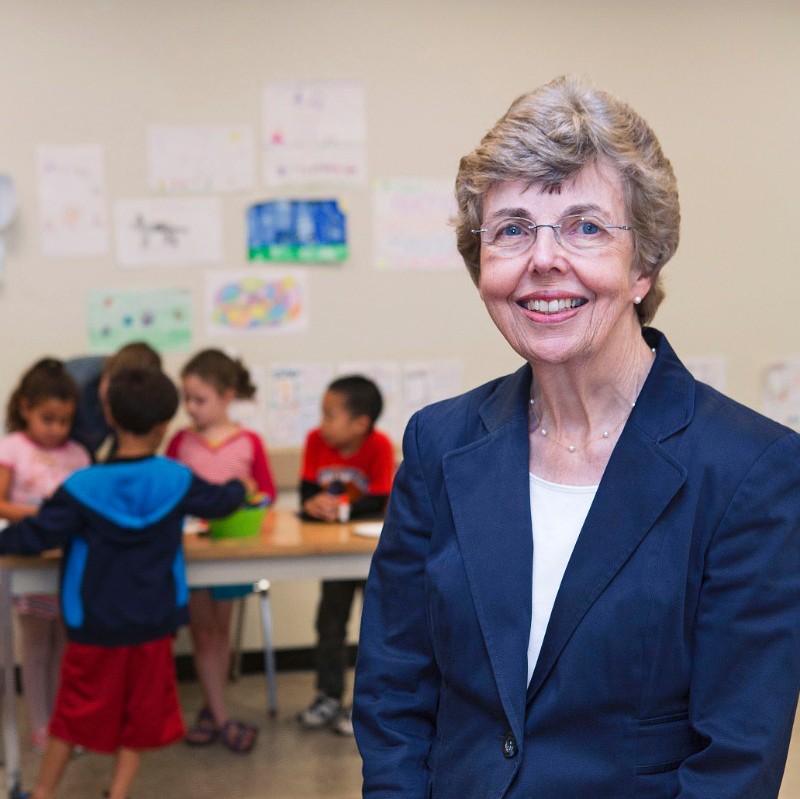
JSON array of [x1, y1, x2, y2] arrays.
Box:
[[353, 413, 440, 798], [679, 432, 800, 798]]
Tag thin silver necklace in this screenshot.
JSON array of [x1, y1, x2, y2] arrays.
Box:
[[529, 396, 635, 454], [529, 347, 655, 455]]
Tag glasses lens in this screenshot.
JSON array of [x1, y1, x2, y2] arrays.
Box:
[[480, 218, 533, 255], [559, 215, 614, 250]]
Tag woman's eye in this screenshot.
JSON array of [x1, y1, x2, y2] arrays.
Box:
[[569, 217, 602, 236], [498, 222, 526, 238]]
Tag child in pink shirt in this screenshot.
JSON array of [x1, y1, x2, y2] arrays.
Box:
[[0, 358, 90, 751], [166, 349, 275, 753]]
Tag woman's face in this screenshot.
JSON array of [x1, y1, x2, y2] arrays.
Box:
[[477, 161, 651, 368]]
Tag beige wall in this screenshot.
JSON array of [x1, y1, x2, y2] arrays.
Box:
[[1, 0, 798, 652]]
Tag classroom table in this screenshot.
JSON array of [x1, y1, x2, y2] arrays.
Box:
[[0, 509, 381, 799]]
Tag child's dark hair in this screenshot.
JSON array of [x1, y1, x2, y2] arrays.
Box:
[[181, 349, 256, 399], [6, 358, 80, 433], [101, 341, 162, 383], [107, 369, 179, 435], [328, 375, 383, 426]]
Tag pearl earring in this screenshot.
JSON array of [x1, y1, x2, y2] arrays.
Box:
[[634, 296, 642, 305]]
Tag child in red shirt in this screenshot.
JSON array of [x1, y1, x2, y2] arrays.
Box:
[[297, 375, 394, 735]]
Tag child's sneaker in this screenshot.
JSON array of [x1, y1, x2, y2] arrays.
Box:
[[332, 706, 354, 736], [298, 694, 341, 729]]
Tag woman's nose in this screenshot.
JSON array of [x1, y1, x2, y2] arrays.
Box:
[[526, 225, 564, 272]]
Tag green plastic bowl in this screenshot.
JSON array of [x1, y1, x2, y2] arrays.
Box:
[[209, 506, 266, 539]]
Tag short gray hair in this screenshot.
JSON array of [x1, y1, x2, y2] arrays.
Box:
[[454, 75, 680, 325]]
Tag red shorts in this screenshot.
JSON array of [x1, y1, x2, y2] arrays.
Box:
[[49, 636, 185, 753]]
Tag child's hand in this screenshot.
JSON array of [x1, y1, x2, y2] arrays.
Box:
[[241, 477, 259, 495], [303, 492, 339, 522]]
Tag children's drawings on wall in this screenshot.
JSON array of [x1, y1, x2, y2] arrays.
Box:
[[114, 198, 222, 267], [266, 363, 334, 447], [87, 288, 192, 354], [683, 355, 728, 393], [36, 145, 109, 258], [373, 179, 459, 270], [262, 81, 366, 187], [147, 125, 255, 193], [247, 199, 347, 263], [206, 268, 309, 336], [262, 359, 465, 446], [336, 361, 403, 440], [761, 359, 800, 430]]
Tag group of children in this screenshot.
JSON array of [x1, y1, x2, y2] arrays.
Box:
[[0, 343, 394, 799]]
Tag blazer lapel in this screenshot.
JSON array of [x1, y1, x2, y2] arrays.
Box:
[[527, 329, 693, 702], [444, 366, 533, 743]]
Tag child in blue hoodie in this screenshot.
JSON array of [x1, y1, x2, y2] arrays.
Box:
[[0, 368, 248, 799]]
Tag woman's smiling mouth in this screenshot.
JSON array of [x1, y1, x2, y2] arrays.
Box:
[[519, 298, 588, 314]]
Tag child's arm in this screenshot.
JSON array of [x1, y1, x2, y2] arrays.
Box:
[[0, 488, 78, 554], [0, 464, 39, 522], [248, 432, 276, 500], [300, 479, 339, 522], [182, 474, 247, 520]]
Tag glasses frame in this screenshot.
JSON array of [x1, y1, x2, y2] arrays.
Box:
[[470, 215, 634, 256]]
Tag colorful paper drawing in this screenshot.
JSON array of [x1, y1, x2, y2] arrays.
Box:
[[262, 81, 366, 186], [206, 268, 309, 336], [373, 179, 459, 270], [147, 125, 255, 193], [36, 144, 109, 257], [87, 288, 192, 354], [266, 363, 334, 447], [761, 359, 800, 430], [247, 199, 347, 263], [114, 197, 222, 267]]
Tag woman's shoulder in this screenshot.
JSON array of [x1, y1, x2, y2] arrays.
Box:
[[692, 379, 797, 449]]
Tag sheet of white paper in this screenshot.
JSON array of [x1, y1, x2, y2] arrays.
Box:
[[262, 80, 367, 186], [147, 125, 255, 193], [114, 197, 222, 266], [683, 355, 728, 393], [336, 361, 402, 440], [266, 363, 334, 447], [36, 145, 109, 257], [205, 268, 310, 336], [401, 360, 463, 430], [229, 363, 267, 437], [373, 178, 459, 270], [762, 359, 800, 431]]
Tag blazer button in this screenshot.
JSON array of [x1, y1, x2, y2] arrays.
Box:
[[502, 732, 518, 759]]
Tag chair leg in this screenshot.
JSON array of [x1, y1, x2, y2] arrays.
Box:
[[229, 596, 246, 682], [254, 579, 278, 715]]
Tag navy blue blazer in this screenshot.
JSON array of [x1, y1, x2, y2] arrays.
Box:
[[353, 328, 800, 799]]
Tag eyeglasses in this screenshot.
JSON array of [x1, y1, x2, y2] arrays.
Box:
[[471, 215, 633, 257]]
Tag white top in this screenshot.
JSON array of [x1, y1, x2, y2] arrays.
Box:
[[527, 473, 598, 685]]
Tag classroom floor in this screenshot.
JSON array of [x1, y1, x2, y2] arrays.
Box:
[[4, 669, 800, 798], [3, 670, 362, 799]]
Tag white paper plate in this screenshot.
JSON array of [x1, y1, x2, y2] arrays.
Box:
[[352, 521, 383, 538]]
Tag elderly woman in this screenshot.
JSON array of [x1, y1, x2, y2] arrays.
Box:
[[353, 76, 800, 798]]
